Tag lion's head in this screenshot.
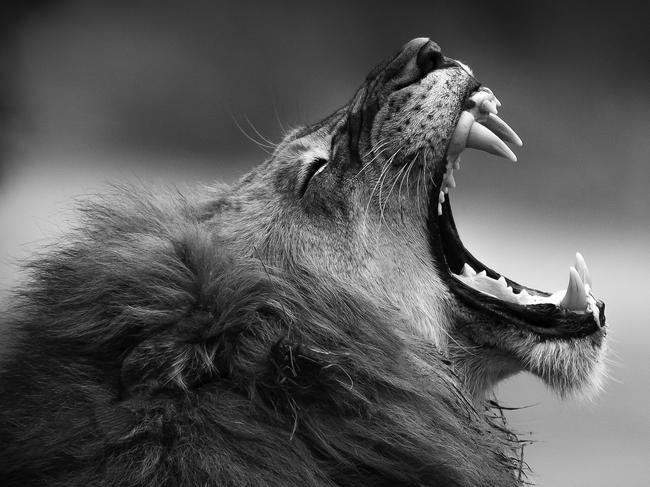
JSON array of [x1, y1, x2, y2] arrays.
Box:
[[217, 37, 607, 398]]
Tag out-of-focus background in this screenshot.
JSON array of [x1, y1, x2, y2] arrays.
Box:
[[1, 1, 648, 485]]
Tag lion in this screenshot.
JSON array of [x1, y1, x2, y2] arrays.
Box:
[[0, 38, 606, 486]]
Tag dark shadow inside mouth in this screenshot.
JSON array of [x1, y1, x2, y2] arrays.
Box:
[[437, 194, 536, 295], [430, 188, 606, 337]]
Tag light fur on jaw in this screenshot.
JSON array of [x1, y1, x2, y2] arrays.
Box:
[[524, 338, 608, 399]]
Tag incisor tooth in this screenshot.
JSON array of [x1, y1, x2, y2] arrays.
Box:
[[483, 113, 523, 147], [575, 252, 592, 288], [480, 99, 498, 115], [560, 267, 587, 310], [466, 122, 517, 162]]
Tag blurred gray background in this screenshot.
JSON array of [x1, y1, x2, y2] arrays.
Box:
[[1, 1, 648, 485]]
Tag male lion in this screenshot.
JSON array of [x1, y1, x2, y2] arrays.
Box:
[[0, 38, 606, 486]]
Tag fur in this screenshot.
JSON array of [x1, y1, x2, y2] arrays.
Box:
[[0, 188, 524, 486]]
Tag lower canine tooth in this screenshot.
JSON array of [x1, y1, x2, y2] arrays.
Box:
[[560, 266, 587, 310], [575, 252, 592, 288]]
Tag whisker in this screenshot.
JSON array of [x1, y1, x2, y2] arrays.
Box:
[[364, 148, 400, 226], [231, 115, 274, 153], [354, 140, 394, 181], [381, 157, 410, 222], [244, 115, 277, 147]]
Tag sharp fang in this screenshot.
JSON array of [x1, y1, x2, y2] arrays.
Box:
[[560, 267, 588, 310], [466, 122, 518, 162], [575, 252, 593, 288], [483, 113, 523, 147], [461, 263, 477, 276], [447, 111, 475, 158], [446, 173, 456, 188], [437, 202, 442, 215]]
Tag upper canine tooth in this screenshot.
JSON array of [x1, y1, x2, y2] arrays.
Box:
[[483, 113, 523, 147], [448, 111, 475, 158], [446, 173, 456, 188], [560, 266, 588, 310], [466, 122, 517, 162], [575, 252, 593, 288]]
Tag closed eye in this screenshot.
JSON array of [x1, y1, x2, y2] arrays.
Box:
[[299, 157, 328, 196]]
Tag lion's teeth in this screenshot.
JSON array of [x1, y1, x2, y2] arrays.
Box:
[[466, 122, 517, 162], [446, 173, 456, 188], [447, 111, 475, 158], [480, 99, 498, 115], [575, 252, 592, 289], [461, 263, 477, 276], [560, 267, 588, 310], [483, 113, 523, 147]]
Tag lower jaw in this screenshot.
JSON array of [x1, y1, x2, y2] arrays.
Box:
[[427, 181, 605, 342]]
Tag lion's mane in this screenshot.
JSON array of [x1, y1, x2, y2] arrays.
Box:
[[0, 188, 523, 486]]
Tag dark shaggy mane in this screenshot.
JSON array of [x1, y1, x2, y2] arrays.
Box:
[[0, 187, 525, 486]]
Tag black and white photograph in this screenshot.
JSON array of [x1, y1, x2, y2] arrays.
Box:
[[1, 1, 648, 485]]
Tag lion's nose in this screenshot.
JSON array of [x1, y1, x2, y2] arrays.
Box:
[[415, 40, 445, 76], [391, 38, 455, 89]]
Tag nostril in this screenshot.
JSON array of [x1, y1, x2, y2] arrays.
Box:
[[416, 41, 445, 76]]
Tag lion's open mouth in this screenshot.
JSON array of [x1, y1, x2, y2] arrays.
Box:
[[434, 87, 605, 336]]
